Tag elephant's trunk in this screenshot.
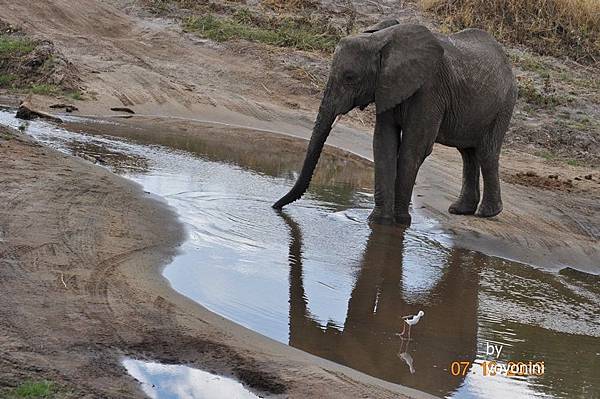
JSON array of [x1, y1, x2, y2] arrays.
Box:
[[273, 100, 336, 209]]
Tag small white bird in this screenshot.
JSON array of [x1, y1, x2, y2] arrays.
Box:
[[398, 310, 424, 340]]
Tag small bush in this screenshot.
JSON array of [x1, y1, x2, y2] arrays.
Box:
[[420, 0, 600, 64]]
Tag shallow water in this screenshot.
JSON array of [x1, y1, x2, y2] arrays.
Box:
[[3, 111, 599, 399], [122, 358, 260, 399]]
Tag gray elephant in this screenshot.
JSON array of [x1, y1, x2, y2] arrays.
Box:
[[273, 20, 517, 225]]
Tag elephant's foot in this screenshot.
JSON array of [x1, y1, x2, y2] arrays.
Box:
[[448, 198, 479, 215], [394, 213, 412, 226], [368, 209, 395, 225], [475, 200, 503, 218]]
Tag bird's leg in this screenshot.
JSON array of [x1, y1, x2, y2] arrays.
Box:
[[400, 322, 406, 336], [407, 325, 412, 341]]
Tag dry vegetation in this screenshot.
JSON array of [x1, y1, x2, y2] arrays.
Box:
[[420, 0, 600, 64]]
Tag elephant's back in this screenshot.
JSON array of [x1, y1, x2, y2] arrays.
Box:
[[448, 29, 510, 68], [442, 28, 516, 101]]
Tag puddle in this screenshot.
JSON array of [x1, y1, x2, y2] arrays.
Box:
[[122, 358, 261, 399], [2, 111, 599, 399]]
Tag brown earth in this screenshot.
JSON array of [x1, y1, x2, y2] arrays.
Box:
[[0, 0, 599, 398]]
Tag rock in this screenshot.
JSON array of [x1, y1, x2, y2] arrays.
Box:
[[16, 100, 63, 123], [49, 103, 79, 112], [77, 153, 97, 163], [585, 174, 593, 180], [110, 107, 135, 114]]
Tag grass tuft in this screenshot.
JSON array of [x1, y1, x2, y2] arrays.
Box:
[[67, 90, 83, 100], [0, 35, 35, 57], [518, 77, 571, 107], [29, 83, 59, 95], [5, 380, 55, 398], [0, 73, 16, 87]]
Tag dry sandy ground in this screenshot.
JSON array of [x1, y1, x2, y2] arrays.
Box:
[[0, 0, 599, 398]]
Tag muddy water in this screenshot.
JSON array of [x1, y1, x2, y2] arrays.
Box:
[[3, 111, 599, 399]]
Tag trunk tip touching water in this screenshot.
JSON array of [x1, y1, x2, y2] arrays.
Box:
[[272, 156, 317, 209], [272, 109, 335, 210]]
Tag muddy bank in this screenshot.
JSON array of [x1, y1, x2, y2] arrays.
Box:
[[0, 125, 432, 398]]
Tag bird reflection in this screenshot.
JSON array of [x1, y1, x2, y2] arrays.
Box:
[[280, 212, 480, 397], [398, 338, 415, 374]]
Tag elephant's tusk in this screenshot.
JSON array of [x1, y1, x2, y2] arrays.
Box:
[[332, 115, 342, 128]]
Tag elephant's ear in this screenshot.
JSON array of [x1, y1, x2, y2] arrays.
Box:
[[374, 25, 444, 114], [363, 19, 399, 33]]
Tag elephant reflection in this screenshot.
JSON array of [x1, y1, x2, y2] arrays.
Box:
[[282, 213, 480, 397]]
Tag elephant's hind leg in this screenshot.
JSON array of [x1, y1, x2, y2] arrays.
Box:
[[449, 147, 480, 215], [475, 112, 511, 218]]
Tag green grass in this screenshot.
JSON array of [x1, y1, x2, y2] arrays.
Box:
[[67, 90, 83, 100], [0, 35, 35, 56], [184, 11, 340, 52], [29, 83, 59, 95], [4, 380, 55, 398], [535, 150, 557, 161], [0, 73, 16, 87]]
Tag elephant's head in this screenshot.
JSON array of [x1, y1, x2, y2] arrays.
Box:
[[273, 21, 444, 209]]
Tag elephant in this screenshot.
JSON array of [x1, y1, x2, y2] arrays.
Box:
[[273, 20, 517, 225]]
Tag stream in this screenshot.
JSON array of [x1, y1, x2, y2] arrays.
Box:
[[2, 110, 599, 399]]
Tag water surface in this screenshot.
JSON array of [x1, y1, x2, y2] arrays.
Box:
[[3, 111, 599, 399], [122, 358, 260, 399]]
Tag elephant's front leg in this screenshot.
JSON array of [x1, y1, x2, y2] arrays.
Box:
[[394, 111, 441, 225], [369, 110, 399, 225]]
